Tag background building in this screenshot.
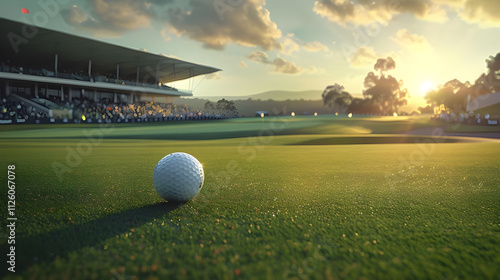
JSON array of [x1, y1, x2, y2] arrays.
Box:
[[0, 17, 220, 123], [468, 91, 500, 124]]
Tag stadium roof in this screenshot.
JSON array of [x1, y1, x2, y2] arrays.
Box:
[[0, 18, 220, 83]]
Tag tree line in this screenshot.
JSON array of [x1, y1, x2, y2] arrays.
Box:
[[422, 53, 500, 114], [204, 98, 238, 117], [322, 52, 500, 115], [322, 57, 408, 115]]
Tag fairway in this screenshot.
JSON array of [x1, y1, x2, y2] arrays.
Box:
[[1, 116, 499, 279]]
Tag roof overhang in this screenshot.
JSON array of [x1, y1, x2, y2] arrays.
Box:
[[469, 91, 500, 113], [0, 72, 192, 97], [0, 18, 220, 84]]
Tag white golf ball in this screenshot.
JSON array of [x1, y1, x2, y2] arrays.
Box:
[[153, 152, 204, 202]]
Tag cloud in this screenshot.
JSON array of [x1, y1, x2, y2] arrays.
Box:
[[313, 0, 500, 27], [272, 58, 303, 74], [63, 0, 286, 49], [349, 46, 379, 67], [313, 0, 448, 25], [240, 61, 248, 68], [281, 37, 301, 55], [460, 0, 500, 27], [278, 34, 328, 54], [61, 0, 168, 37], [307, 66, 319, 74], [206, 72, 222, 80], [160, 27, 171, 41], [313, 0, 357, 24], [248, 50, 269, 63], [391, 29, 431, 51], [424, 4, 449, 22], [247, 51, 303, 74], [166, 0, 282, 50], [435, 0, 464, 7], [301, 41, 329, 52], [313, 0, 391, 25]]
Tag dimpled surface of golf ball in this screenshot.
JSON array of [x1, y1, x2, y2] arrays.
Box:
[[153, 152, 204, 202]]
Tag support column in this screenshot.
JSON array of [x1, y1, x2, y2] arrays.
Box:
[[155, 64, 159, 86], [69, 87, 72, 102], [113, 92, 117, 103], [172, 64, 176, 89], [88, 60, 92, 77], [35, 83, 38, 98], [55, 54, 58, 77], [117, 64, 120, 80], [5, 81, 10, 97], [94, 90, 97, 102], [60, 86, 64, 102], [136, 66, 140, 84], [189, 68, 193, 90]]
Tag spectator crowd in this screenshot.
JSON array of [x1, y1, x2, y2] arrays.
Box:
[[0, 96, 226, 124]]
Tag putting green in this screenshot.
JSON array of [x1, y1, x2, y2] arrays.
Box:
[[0, 116, 498, 279]]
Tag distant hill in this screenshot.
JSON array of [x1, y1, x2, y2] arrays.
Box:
[[191, 90, 324, 102]]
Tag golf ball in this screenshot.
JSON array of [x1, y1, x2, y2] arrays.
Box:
[[153, 152, 204, 202]]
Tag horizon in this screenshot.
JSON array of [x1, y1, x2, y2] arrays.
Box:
[[1, 1, 499, 109]]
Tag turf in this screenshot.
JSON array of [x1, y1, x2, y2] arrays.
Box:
[[0, 115, 438, 140], [445, 123, 500, 133], [0, 115, 499, 279]]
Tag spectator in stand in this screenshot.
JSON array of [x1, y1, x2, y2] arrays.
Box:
[[0, 94, 220, 123]]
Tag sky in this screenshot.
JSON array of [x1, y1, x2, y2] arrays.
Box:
[[1, 0, 500, 107]]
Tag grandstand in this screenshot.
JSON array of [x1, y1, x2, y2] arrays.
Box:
[[0, 17, 221, 124]]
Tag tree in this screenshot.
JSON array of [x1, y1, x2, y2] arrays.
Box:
[[485, 52, 500, 92], [466, 53, 500, 99], [374, 57, 395, 74], [417, 105, 433, 114], [321, 83, 353, 113], [425, 86, 453, 110], [486, 53, 500, 75], [424, 53, 500, 115], [362, 57, 408, 114], [204, 101, 215, 114], [468, 75, 493, 102], [425, 79, 471, 113], [215, 98, 238, 117], [446, 80, 471, 112], [348, 98, 379, 114]]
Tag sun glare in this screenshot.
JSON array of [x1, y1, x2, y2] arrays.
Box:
[[420, 81, 434, 95]]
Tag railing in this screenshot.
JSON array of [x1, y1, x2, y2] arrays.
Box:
[[8, 94, 53, 117], [0, 66, 180, 92]]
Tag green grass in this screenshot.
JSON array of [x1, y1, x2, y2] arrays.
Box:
[[0, 116, 499, 279], [0, 115, 437, 140], [445, 123, 500, 133]]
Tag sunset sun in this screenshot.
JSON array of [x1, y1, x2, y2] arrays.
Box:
[[420, 81, 434, 95]]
